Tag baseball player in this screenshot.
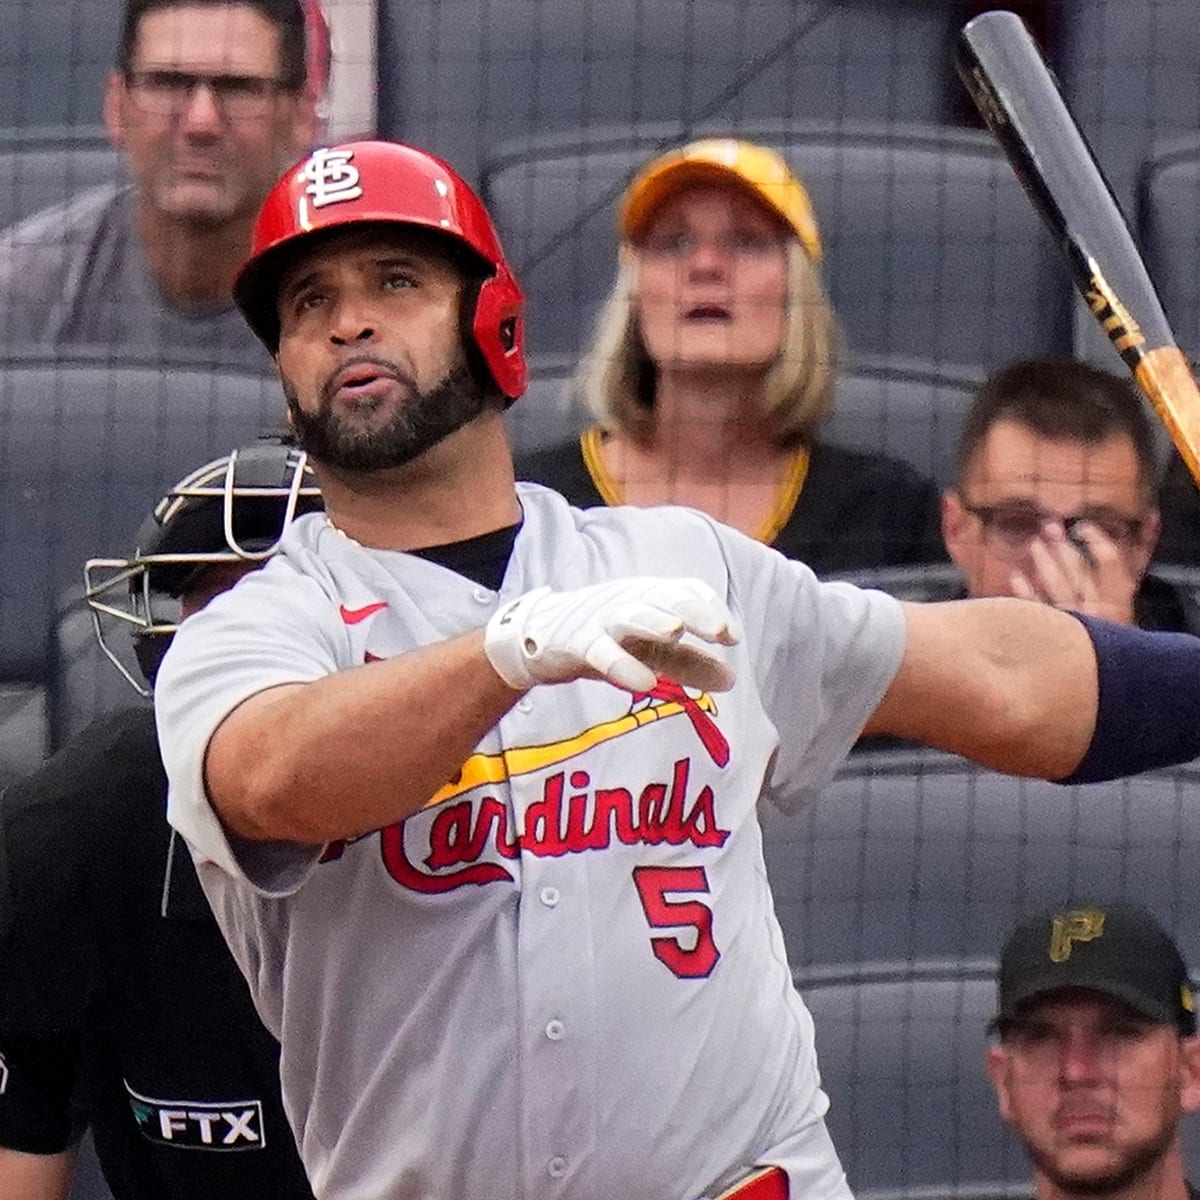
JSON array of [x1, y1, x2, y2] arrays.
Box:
[[156, 139, 1200, 1200], [0, 440, 321, 1200], [986, 905, 1200, 1200]]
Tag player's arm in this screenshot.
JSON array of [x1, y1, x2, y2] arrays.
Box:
[[864, 596, 1200, 783], [0, 1147, 74, 1200], [863, 598, 1096, 777], [0, 1032, 84, 1200], [197, 579, 735, 845], [204, 629, 519, 843]]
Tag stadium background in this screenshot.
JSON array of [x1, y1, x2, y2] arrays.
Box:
[[4, 1, 1200, 1197]]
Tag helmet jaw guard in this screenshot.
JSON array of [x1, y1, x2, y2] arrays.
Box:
[[234, 141, 527, 402], [85, 439, 323, 695]]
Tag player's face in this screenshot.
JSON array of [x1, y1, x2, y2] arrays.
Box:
[[631, 182, 789, 372], [987, 993, 1200, 1193], [105, 3, 315, 227], [942, 419, 1158, 599], [274, 226, 490, 472]]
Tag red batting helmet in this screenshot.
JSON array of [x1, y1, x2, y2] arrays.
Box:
[[233, 140, 527, 401]]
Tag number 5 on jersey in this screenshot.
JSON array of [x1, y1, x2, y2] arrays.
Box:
[[633, 865, 720, 978]]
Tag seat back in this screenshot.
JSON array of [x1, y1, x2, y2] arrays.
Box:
[[1139, 136, 1200, 364], [760, 749, 1200, 972], [485, 122, 1072, 370], [0, 134, 122, 232], [0, 356, 288, 756], [0, 3, 119, 130], [377, 0, 960, 185]]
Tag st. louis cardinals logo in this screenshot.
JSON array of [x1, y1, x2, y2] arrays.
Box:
[[296, 147, 363, 228], [320, 670, 733, 892]]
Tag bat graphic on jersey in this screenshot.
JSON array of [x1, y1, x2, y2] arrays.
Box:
[[956, 9, 1200, 489]]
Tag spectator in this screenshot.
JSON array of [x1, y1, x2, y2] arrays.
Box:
[[516, 137, 943, 574], [0, 0, 317, 370], [0, 440, 321, 1200], [987, 904, 1200, 1200], [940, 358, 1195, 630]]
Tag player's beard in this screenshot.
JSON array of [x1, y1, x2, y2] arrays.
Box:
[[282, 357, 490, 472], [1022, 1119, 1178, 1197]]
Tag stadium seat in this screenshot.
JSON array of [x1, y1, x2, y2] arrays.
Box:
[[0, 135, 122, 233], [759, 747, 1200, 972], [483, 121, 1072, 370], [1138, 135, 1200, 365], [0, 1, 119, 130], [803, 967, 1024, 1197], [0, 355, 289, 767], [513, 352, 981, 487], [1054, 0, 1200, 215], [377, 0, 962, 186]]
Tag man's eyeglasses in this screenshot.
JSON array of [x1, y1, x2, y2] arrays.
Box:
[[125, 69, 290, 119], [960, 499, 1146, 550]]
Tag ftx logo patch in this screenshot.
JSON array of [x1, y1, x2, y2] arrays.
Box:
[[125, 1082, 265, 1150]]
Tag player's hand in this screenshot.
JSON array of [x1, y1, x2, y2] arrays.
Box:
[[1010, 519, 1138, 624], [482, 577, 741, 693]]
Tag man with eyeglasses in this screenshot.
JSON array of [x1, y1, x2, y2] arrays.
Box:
[[0, 0, 318, 370], [939, 358, 1195, 631]]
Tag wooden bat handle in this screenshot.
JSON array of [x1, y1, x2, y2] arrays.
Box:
[[1134, 347, 1200, 489]]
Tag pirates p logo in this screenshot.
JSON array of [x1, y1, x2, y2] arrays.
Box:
[[1049, 907, 1106, 963]]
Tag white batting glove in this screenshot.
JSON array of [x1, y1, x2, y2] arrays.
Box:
[[483, 577, 741, 693]]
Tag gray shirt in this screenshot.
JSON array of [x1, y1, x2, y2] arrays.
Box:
[[157, 485, 907, 1200], [0, 183, 271, 371]]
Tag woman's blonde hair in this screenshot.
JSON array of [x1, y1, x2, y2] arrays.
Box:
[[576, 238, 840, 447]]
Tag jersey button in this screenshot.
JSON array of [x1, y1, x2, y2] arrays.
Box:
[[539, 886, 560, 907], [547, 1156, 568, 1178], [545, 1019, 566, 1041], [472, 586, 492, 603], [517, 696, 534, 713]]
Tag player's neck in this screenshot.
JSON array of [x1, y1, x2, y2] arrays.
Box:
[[316, 413, 522, 552], [136, 201, 254, 309], [1033, 1146, 1191, 1200], [633, 369, 793, 481]]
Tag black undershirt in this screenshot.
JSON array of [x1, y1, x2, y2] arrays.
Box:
[[409, 522, 520, 592]]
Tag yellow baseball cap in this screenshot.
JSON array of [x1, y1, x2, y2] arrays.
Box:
[[619, 137, 822, 261]]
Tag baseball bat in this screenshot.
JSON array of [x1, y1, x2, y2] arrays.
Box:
[[955, 9, 1200, 488]]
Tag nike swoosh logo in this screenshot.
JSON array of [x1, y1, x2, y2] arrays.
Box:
[[339, 601, 387, 625]]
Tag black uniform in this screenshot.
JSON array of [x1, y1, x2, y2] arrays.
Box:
[[0, 706, 313, 1199], [516, 430, 947, 575]]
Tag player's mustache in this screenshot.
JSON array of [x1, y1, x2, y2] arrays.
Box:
[[320, 355, 416, 407]]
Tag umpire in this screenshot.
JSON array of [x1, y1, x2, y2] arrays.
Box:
[[0, 439, 320, 1198]]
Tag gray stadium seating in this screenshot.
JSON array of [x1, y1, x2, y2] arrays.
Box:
[[483, 122, 1072, 370], [0, 355, 289, 770], [0, 0, 119, 130], [0, 133, 122, 233], [1138, 135, 1200, 365], [513, 352, 981, 487], [377, 0, 962, 186], [760, 747, 1200, 973], [804, 967, 1026, 1198], [1055, 0, 1200, 215]]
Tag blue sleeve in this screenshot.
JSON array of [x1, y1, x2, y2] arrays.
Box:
[[1059, 613, 1200, 784]]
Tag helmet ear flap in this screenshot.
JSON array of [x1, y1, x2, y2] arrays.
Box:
[[470, 268, 526, 403]]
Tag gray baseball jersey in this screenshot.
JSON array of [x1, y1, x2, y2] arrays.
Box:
[[157, 484, 906, 1200]]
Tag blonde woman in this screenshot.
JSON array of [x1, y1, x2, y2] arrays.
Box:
[[517, 137, 943, 573]]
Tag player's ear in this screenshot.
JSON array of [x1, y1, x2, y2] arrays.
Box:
[[1179, 1035, 1200, 1113], [941, 489, 971, 560], [1131, 506, 1161, 575], [985, 1043, 1015, 1121], [104, 70, 128, 148]]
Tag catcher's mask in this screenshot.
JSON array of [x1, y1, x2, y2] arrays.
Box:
[[84, 439, 322, 694]]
